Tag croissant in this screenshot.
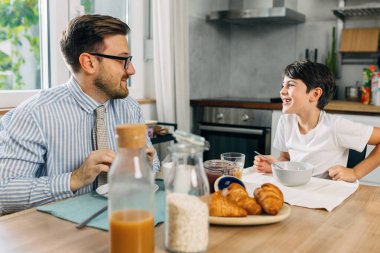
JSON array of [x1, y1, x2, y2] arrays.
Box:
[[224, 183, 262, 215], [209, 190, 247, 217], [254, 183, 284, 215]]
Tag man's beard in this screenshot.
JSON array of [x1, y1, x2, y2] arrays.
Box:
[[94, 75, 129, 99]]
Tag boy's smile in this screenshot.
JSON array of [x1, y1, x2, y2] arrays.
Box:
[[280, 76, 311, 114]]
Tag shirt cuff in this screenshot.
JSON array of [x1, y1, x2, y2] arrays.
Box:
[[50, 173, 75, 200]]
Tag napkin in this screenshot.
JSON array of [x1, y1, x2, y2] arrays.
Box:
[[242, 170, 359, 212], [37, 179, 166, 230]]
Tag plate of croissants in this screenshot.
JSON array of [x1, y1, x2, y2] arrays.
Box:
[[209, 181, 290, 225]]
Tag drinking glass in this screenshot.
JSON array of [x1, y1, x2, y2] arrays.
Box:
[[220, 152, 246, 179]]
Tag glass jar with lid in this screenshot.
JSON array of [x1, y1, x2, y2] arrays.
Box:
[[203, 159, 234, 193], [165, 143, 209, 253]]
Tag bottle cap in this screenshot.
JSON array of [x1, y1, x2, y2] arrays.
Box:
[[116, 124, 146, 148], [172, 130, 210, 150]]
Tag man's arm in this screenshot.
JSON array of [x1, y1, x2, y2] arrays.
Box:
[[0, 110, 73, 214], [145, 136, 160, 173]]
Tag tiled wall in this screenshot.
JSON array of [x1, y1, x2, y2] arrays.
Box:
[[189, 0, 380, 100]]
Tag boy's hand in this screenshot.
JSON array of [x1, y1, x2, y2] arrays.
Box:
[[328, 165, 358, 182], [253, 154, 277, 173]]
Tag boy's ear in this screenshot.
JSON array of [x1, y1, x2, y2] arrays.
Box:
[[310, 87, 323, 103], [78, 53, 97, 74]]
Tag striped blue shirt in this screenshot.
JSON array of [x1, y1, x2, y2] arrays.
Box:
[[0, 77, 159, 214]]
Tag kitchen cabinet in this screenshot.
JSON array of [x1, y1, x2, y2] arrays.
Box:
[[332, 1, 380, 64], [271, 110, 380, 186]]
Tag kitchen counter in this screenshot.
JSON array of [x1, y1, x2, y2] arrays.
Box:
[[191, 98, 380, 115]]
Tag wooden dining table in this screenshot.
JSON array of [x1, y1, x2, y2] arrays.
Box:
[[1, 184, 380, 253]]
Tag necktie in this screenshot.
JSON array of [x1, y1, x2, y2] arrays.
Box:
[[92, 105, 109, 186]]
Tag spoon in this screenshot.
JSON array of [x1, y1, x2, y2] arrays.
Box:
[[254, 151, 284, 170], [76, 205, 107, 229]]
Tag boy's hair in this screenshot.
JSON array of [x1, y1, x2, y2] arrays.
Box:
[[283, 60, 336, 110], [60, 14, 130, 73]]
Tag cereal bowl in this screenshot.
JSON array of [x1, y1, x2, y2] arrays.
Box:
[[272, 161, 314, 187]]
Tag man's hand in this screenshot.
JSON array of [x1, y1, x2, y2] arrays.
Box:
[[70, 149, 116, 192], [145, 147, 155, 165], [328, 165, 358, 182]]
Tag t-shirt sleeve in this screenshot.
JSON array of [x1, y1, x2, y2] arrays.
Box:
[[334, 117, 373, 153]]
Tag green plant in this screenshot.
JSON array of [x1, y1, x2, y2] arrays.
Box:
[[81, 0, 94, 13], [325, 26, 338, 78], [0, 0, 39, 89]]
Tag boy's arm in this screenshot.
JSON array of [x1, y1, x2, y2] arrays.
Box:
[[330, 127, 380, 182], [353, 127, 380, 179], [278, 152, 290, 162]]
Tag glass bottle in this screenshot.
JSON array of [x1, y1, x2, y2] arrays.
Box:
[[165, 143, 210, 253], [108, 124, 155, 253]]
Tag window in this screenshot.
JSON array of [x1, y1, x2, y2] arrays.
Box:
[[0, 0, 132, 108], [0, 0, 41, 91]]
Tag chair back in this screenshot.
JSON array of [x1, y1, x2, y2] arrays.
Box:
[[347, 146, 367, 168]]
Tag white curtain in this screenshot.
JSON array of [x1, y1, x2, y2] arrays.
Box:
[[152, 0, 190, 131]]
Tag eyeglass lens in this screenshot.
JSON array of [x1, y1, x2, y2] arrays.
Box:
[[124, 57, 132, 70]]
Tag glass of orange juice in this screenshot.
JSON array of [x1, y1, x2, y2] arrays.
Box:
[[221, 152, 246, 179]]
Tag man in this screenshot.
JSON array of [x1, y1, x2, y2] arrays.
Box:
[[0, 14, 159, 214]]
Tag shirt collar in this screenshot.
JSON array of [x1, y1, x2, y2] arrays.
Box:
[[67, 76, 109, 113]]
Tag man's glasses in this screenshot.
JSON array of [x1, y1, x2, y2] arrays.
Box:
[[89, 52, 133, 70]]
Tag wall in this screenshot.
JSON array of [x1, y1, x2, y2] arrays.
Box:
[[189, 0, 230, 99], [189, 0, 380, 100]]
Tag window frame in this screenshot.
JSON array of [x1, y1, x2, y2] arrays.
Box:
[[0, 0, 149, 109]]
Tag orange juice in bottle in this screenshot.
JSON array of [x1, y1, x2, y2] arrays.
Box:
[[110, 210, 154, 253]]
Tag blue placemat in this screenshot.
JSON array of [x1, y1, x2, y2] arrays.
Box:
[[37, 179, 166, 231]]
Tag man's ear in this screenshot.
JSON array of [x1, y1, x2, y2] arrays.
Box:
[[78, 53, 97, 74], [310, 87, 323, 103]]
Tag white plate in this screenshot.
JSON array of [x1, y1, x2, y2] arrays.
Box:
[[145, 120, 158, 126], [209, 203, 291, 226], [96, 183, 159, 197]]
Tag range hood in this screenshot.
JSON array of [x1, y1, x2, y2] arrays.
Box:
[[206, 0, 305, 25]]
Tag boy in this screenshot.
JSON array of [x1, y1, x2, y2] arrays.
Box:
[[254, 60, 380, 182]]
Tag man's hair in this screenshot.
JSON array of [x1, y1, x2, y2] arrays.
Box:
[[283, 60, 336, 110], [60, 14, 130, 73]]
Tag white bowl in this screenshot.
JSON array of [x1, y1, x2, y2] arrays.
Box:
[[272, 161, 314, 187]]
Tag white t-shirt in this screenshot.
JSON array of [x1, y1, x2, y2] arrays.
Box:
[[273, 111, 373, 177]]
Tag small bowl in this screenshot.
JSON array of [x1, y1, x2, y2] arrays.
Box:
[[272, 161, 314, 187], [214, 176, 245, 192]]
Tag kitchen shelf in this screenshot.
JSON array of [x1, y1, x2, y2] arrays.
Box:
[[341, 52, 380, 65], [333, 3, 380, 20], [150, 122, 177, 145], [151, 134, 175, 144]]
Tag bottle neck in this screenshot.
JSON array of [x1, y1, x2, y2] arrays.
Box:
[[117, 146, 144, 155], [111, 145, 151, 177]]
